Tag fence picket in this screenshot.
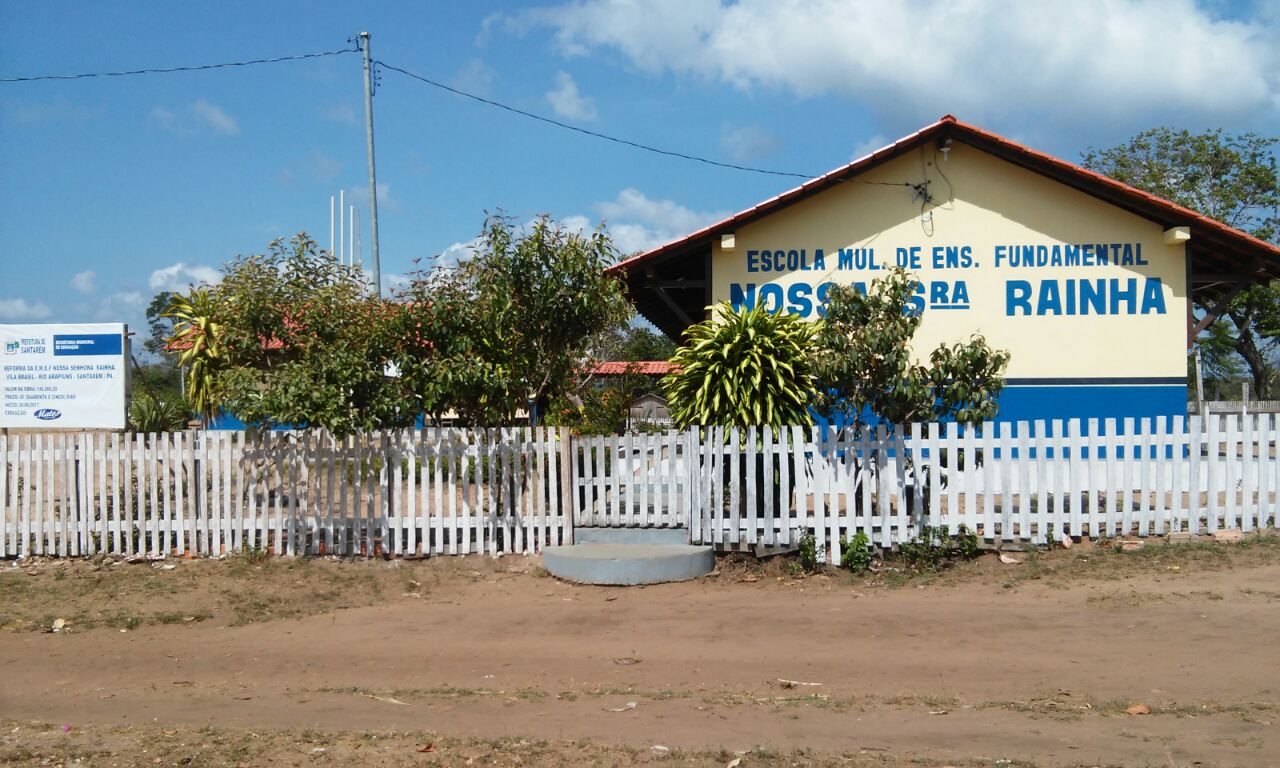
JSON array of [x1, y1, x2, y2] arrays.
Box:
[[729, 427, 741, 546], [1225, 415, 1240, 530], [743, 427, 757, 546], [993, 422, 1009, 541], [1242, 415, 1258, 532], [1154, 416, 1169, 535], [772, 427, 786, 546], [1262, 415, 1276, 530], [1016, 421, 1033, 542], [1170, 416, 1186, 534], [926, 422, 942, 534]]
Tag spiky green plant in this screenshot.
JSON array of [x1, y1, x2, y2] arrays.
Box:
[[662, 302, 816, 428], [162, 288, 222, 425], [128, 395, 190, 433]]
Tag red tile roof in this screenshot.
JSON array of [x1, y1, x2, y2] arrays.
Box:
[[607, 114, 1280, 277], [591, 361, 676, 376]]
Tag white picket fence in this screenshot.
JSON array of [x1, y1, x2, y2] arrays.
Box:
[[2, 414, 1277, 562], [0, 428, 571, 558], [569, 415, 1278, 564]]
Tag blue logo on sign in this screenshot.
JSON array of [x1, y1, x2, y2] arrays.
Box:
[[34, 409, 62, 421]]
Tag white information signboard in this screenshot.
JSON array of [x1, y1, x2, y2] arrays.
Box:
[[1, 323, 128, 429]]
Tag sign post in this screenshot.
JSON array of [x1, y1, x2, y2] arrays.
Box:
[[1, 323, 129, 430]]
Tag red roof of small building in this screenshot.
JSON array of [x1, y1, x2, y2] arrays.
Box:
[[591, 361, 676, 376]]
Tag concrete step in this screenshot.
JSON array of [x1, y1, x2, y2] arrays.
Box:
[[573, 527, 690, 546], [542, 542, 714, 586]]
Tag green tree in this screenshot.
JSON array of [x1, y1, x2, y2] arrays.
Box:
[[144, 291, 178, 360], [662, 302, 816, 429], [215, 235, 412, 434], [1193, 319, 1245, 387], [601, 322, 676, 362], [395, 214, 632, 426], [812, 268, 1010, 431], [1081, 128, 1280, 397], [166, 234, 412, 434]]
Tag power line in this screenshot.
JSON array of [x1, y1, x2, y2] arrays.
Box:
[[377, 60, 914, 187], [1, 41, 919, 190], [0, 46, 357, 83]]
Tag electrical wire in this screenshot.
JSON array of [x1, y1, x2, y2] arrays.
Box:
[[377, 59, 916, 188], [0, 46, 358, 83], [2, 43, 920, 193]]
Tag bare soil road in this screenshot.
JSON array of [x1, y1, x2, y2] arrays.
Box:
[[1, 536, 1277, 767]]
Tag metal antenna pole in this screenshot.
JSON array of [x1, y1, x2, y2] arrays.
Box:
[[359, 32, 382, 298]]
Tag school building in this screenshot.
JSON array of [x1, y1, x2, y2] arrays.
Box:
[[607, 115, 1280, 424]]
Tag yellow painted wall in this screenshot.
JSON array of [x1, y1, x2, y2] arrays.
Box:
[[710, 143, 1187, 380]]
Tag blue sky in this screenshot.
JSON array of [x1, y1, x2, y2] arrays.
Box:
[[2, 0, 1277, 338]]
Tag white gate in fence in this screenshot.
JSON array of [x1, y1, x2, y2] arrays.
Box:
[[569, 430, 694, 528], [2, 414, 1277, 562]]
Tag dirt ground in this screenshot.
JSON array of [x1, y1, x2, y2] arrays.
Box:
[[1, 535, 1278, 767]]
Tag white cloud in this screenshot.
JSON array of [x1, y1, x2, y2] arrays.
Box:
[[521, 0, 1280, 132], [148, 262, 221, 292], [0, 298, 52, 321], [308, 150, 342, 182], [720, 124, 780, 163], [427, 191, 725, 267], [191, 99, 239, 135], [71, 270, 96, 295], [149, 106, 178, 131], [435, 237, 483, 267], [592, 188, 729, 255], [849, 134, 887, 161], [343, 182, 402, 215], [150, 100, 240, 135], [545, 71, 598, 121], [6, 99, 106, 125], [384, 273, 413, 295], [452, 58, 496, 95], [93, 291, 144, 323], [321, 102, 359, 125]]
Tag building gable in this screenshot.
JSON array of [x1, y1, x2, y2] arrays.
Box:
[[712, 142, 1186, 382]]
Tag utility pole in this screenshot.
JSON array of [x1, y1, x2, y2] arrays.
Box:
[[358, 31, 382, 298]]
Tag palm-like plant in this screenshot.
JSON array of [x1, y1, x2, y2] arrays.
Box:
[[162, 288, 223, 425], [128, 395, 191, 433], [662, 302, 816, 428]]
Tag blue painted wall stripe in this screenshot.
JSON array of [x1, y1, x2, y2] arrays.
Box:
[[1005, 377, 1186, 386]]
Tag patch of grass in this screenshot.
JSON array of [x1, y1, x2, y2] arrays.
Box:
[[982, 694, 1278, 722], [880, 570, 912, 589], [0, 556, 467, 634], [7, 716, 1045, 767], [999, 531, 1279, 591]]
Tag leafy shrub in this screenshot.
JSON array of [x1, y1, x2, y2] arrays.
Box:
[[898, 525, 950, 571], [840, 531, 873, 572], [896, 524, 982, 572], [954, 524, 980, 560], [797, 530, 819, 573]]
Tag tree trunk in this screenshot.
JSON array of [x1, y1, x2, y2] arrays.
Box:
[[1233, 329, 1270, 400]]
